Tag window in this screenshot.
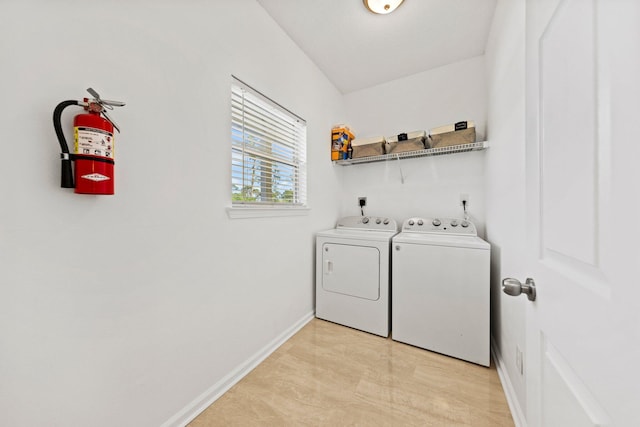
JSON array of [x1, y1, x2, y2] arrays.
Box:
[[231, 77, 307, 208]]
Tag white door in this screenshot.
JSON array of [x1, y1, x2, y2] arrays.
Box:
[[322, 243, 380, 300], [522, 0, 640, 425]]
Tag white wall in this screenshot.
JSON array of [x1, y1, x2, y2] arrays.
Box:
[[484, 0, 527, 422], [341, 57, 487, 233], [0, 1, 343, 426]]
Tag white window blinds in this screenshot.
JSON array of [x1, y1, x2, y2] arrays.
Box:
[[231, 77, 307, 206]]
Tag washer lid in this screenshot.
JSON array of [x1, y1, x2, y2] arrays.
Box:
[[393, 232, 489, 250]]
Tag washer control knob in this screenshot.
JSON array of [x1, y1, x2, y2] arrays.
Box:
[[376, 218, 382, 224], [408, 220, 415, 226], [362, 217, 370, 224], [417, 219, 424, 226], [451, 219, 459, 227], [461, 220, 470, 228], [432, 219, 442, 226], [383, 218, 389, 225]]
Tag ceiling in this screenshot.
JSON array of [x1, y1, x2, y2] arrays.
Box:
[[256, 0, 497, 94]]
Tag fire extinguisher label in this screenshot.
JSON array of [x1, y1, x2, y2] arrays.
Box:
[[74, 127, 114, 159], [81, 173, 111, 182]]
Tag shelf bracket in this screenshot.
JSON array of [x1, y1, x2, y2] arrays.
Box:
[[396, 154, 405, 184]]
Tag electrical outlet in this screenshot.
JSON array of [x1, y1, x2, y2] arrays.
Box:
[[460, 193, 469, 207], [516, 346, 524, 375], [358, 197, 367, 207]]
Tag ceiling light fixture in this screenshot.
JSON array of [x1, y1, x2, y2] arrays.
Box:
[[363, 0, 404, 15]]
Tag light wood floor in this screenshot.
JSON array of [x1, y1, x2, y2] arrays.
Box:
[[189, 318, 514, 426]]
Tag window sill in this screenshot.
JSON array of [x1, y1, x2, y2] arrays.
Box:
[[226, 206, 310, 219]]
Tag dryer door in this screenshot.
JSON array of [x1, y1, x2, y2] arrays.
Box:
[[321, 243, 380, 300]]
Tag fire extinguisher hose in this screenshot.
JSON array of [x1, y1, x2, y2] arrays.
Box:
[[53, 100, 79, 188]]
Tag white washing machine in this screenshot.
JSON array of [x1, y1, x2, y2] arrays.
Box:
[[392, 217, 490, 366], [316, 216, 398, 337]]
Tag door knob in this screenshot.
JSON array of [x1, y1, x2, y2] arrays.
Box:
[[502, 278, 537, 301]]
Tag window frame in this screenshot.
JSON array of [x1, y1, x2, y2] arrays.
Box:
[[228, 76, 308, 218]]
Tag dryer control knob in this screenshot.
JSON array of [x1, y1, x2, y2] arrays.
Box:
[[383, 218, 389, 225], [461, 220, 470, 228], [362, 217, 370, 224], [451, 220, 459, 227], [432, 219, 442, 226], [417, 220, 424, 226], [376, 218, 382, 224], [408, 220, 415, 226]]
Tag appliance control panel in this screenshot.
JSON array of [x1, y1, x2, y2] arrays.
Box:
[[336, 216, 397, 231], [401, 217, 477, 236]]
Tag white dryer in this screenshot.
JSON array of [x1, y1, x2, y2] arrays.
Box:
[[392, 217, 490, 366], [316, 216, 398, 337]]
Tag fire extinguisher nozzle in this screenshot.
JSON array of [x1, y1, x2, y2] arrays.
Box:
[[60, 158, 74, 188], [53, 100, 79, 189]]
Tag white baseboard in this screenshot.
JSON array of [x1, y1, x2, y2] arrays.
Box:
[[162, 311, 315, 427], [491, 336, 527, 427]]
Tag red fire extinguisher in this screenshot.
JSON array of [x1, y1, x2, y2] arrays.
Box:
[[53, 88, 125, 195]]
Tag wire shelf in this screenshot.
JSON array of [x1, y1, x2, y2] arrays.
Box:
[[334, 141, 488, 166]]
